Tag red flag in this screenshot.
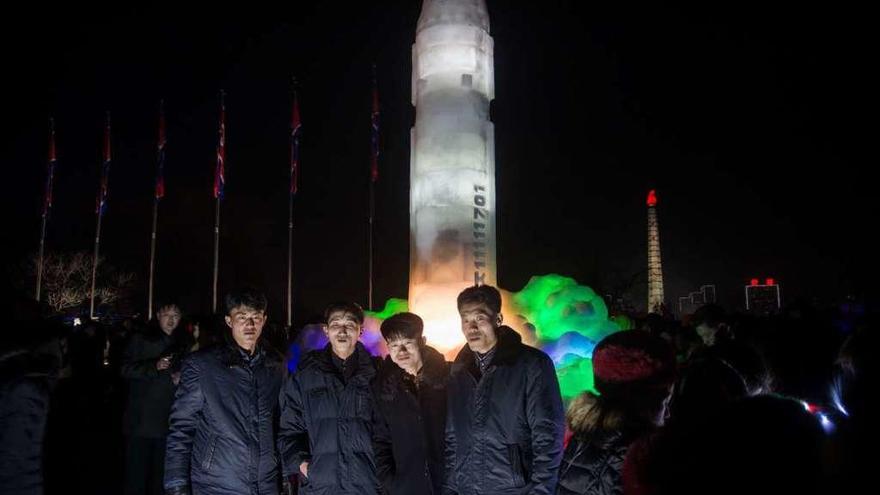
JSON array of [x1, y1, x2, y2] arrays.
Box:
[[213, 92, 226, 200]]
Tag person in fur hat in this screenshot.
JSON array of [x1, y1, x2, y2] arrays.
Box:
[[556, 330, 676, 495]]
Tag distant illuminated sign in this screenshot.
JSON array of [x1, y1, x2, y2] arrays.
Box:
[[745, 280, 782, 315]]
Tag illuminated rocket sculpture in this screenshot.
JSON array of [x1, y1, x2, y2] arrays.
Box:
[[646, 190, 665, 313], [409, 0, 497, 350]]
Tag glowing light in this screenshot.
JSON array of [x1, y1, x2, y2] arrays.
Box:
[[409, 0, 497, 358], [766, 278, 775, 286], [401, 275, 621, 396], [646, 189, 658, 207], [410, 282, 474, 357], [365, 298, 409, 321], [830, 387, 849, 417], [542, 331, 597, 367], [510, 274, 621, 401], [801, 401, 820, 414], [610, 314, 635, 331], [513, 274, 619, 343], [750, 279, 759, 286], [556, 357, 596, 400], [818, 412, 835, 433]]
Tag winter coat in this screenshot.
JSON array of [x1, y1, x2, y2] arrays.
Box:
[[164, 343, 285, 495], [278, 342, 380, 495], [121, 326, 192, 438], [444, 326, 565, 495], [372, 345, 450, 494], [0, 350, 53, 495], [556, 431, 632, 495]]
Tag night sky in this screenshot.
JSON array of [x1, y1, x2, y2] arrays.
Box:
[[3, 2, 872, 323]]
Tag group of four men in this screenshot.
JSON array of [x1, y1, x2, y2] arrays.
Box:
[[159, 285, 565, 495]]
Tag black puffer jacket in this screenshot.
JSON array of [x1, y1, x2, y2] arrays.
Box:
[[278, 342, 380, 494], [444, 326, 565, 495], [121, 325, 192, 438], [556, 431, 632, 495], [372, 346, 450, 495], [0, 350, 53, 495], [164, 344, 285, 495]]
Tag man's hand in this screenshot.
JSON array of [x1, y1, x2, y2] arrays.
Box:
[[156, 356, 172, 371], [171, 372, 181, 385], [299, 461, 309, 478]]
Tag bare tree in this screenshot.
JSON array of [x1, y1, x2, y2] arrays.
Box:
[[28, 251, 136, 314]]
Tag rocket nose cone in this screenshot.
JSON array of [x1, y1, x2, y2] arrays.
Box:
[[417, 0, 490, 32]]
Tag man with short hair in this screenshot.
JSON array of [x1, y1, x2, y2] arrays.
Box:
[[443, 285, 565, 495], [278, 302, 380, 494], [122, 300, 192, 495], [164, 289, 285, 495], [372, 312, 449, 494]]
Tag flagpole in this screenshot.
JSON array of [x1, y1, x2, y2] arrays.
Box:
[[147, 100, 164, 321], [90, 112, 110, 320], [211, 91, 225, 314], [287, 83, 301, 328], [287, 188, 293, 328], [147, 198, 158, 320], [36, 118, 55, 302], [368, 64, 379, 311], [36, 211, 48, 301], [286, 84, 295, 329], [89, 206, 103, 320], [368, 180, 374, 311], [212, 195, 220, 314]]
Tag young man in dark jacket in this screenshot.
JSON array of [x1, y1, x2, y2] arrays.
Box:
[[278, 302, 380, 494], [444, 285, 565, 495], [122, 301, 192, 495], [163, 289, 285, 495], [372, 312, 450, 494]]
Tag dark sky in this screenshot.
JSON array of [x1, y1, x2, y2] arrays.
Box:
[[2, 2, 873, 322]]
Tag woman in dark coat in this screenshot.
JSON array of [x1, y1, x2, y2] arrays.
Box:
[[556, 331, 675, 495]]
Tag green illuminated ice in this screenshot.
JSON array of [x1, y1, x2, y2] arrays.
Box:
[[513, 274, 619, 343], [365, 298, 409, 321]]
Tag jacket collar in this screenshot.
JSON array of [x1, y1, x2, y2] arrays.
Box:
[[452, 325, 523, 375], [301, 341, 377, 381]]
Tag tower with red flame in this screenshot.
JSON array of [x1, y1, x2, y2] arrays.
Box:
[[646, 190, 665, 313]]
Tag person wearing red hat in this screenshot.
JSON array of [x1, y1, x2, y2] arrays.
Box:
[[556, 330, 676, 495]]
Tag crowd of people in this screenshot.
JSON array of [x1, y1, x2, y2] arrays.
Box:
[[0, 284, 873, 495]]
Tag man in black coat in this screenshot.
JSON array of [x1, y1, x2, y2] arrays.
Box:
[[278, 302, 380, 494], [122, 301, 192, 495], [164, 289, 285, 495], [444, 285, 565, 495], [372, 312, 450, 495], [0, 321, 59, 495]]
